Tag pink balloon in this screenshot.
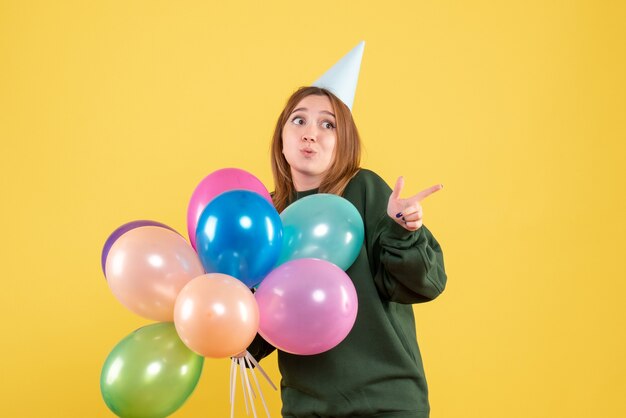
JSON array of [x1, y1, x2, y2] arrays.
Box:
[[174, 274, 259, 358], [187, 168, 273, 249], [105, 226, 205, 321], [255, 258, 358, 355]]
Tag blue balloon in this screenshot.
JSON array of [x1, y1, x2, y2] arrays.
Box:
[[195, 190, 282, 288]]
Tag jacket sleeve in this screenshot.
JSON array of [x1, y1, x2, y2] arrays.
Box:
[[246, 333, 276, 364], [358, 170, 447, 304], [372, 219, 447, 304]]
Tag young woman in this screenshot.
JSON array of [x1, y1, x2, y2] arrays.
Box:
[[248, 86, 447, 418]]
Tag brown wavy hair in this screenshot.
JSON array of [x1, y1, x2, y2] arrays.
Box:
[[271, 86, 362, 212]]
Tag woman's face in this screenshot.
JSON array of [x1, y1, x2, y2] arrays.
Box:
[[281, 94, 337, 190]]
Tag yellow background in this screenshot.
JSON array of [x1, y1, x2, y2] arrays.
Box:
[[1, 1, 624, 417]]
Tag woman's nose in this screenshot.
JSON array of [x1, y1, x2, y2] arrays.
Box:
[[302, 126, 317, 142]]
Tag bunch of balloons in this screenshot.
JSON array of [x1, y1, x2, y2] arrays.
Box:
[[100, 168, 364, 418]]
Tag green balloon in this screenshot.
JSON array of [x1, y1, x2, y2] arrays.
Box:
[[278, 194, 365, 270], [100, 323, 204, 418]]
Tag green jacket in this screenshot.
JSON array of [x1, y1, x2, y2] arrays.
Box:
[[249, 169, 447, 418]]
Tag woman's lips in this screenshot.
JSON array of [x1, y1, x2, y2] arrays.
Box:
[[300, 148, 316, 157]]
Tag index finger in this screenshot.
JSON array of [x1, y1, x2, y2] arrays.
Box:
[[390, 176, 405, 200], [413, 184, 444, 202]]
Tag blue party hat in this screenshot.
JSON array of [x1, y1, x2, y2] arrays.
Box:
[[313, 41, 365, 111]]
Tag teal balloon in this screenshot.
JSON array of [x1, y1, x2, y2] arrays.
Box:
[[278, 194, 364, 270], [100, 323, 204, 418]]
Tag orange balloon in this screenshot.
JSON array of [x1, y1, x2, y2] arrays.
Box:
[[105, 226, 205, 321], [174, 274, 259, 358]]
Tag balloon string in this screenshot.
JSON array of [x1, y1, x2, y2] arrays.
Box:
[[242, 358, 258, 418], [228, 352, 275, 417], [230, 358, 238, 418], [230, 357, 236, 405], [239, 359, 250, 415], [245, 355, 271, 418], [245, 352, 277, 391], [243, 357, 257, 399]]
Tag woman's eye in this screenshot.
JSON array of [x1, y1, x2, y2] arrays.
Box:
[[322, 121, 335, 129], [292, 117, 305, 125]]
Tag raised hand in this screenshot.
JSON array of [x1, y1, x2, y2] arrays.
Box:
[[387, 176, 443, 231]]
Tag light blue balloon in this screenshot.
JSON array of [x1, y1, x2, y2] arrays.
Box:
[[195, 190, 283, 288], [278, 194, 364, 270]]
